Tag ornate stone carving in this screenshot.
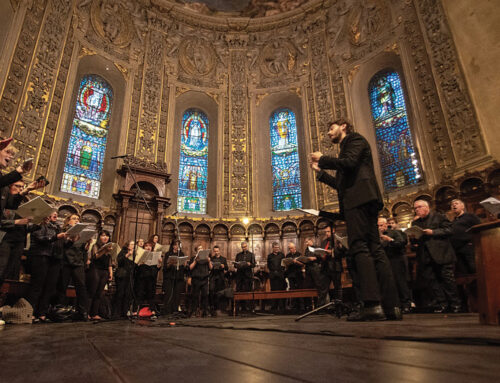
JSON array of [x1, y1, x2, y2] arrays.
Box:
[[136, 30, 164, 161], [415, 0, 487, 166], [259, 40, 299, 78], [228, 41, 250, 213], [346, 0, 391, 46], [178, 36, 216, 77], [0, 0, 47, 137], [126, 63, 144, 154], [124, 155, 168, 173], [37, 29, 75, 178], [90, 0, 134, 48], [10, 0, 72, 179], [403, 1, 455, 179]]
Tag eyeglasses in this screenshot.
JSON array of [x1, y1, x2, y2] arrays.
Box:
[[12, 184, 24, 188]]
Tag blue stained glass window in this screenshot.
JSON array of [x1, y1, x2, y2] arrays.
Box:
[[60, 75, 113, 198], [369, 71, 422, 190], [270, 108, 302, 211], [177, 109, 209, 214]]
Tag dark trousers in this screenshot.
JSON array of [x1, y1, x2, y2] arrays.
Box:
[[286, 273, 304, 310], [135, 268, 156, 309], [389, 256, 411, 307], [269, 274, 286, 310], [307, 264, 329, 306], [86, 266, 109, 317], [162, 278, 185, 314], [26, 255, 62, 317], [209, 276, 226, 312], [191, 277, 208, 313], [112, 274, 132, 318], [344, 203, 399, 309], [454, 244, 476, 275], [60, 264, 88, 315], [418, 259, 460, 308], [0, 240, 24, 284]]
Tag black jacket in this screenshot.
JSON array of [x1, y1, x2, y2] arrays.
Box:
[[267, 252, 285, 278], [29, 222, 59, 257], [317, 132, 383, 218], [411, 213, 456, 265], [380, 229, 407, 258], [235, 251, 256, 279]]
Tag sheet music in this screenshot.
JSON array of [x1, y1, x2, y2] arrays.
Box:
[[66, 223, 92, 236], [403, 225, 425, 240], [74, 229, 96, 245], [138, 251, 162, 266], [16, 196, 54, 224], [334, 234, 349, 249], [480, 197, 500, 217], [297, 208, 320, 216]]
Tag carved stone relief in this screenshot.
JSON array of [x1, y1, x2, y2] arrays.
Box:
[[0, 0, 47, 137], [10, 0, 72, 179], [136, 30, 164, 161], [178, 36, 216, 77], [415, 0, 487, 166]]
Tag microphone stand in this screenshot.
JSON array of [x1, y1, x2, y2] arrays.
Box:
[[165, 212, 182, 315], [117, 156, 154, 318]]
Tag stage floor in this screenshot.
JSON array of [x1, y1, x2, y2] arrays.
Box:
[[1, 313, 499, 383]]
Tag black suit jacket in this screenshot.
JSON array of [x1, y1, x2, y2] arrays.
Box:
[[411, 213, 456, 265], [317, 133, 383, 218]]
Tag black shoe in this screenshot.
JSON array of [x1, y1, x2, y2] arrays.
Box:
[[433, 304, 448, 313], [384, 307, 403, 321], [347, 305, 386, 322], [449, 305, 463, 313]]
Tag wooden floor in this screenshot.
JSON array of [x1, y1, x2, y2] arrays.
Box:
[[1, 313, 499, 383]]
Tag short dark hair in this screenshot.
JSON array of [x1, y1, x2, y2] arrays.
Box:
[[213, 245, 220, 250], [328, 118, 354, 134]]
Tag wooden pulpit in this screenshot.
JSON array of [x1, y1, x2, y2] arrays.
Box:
[[471, 220, 500, 325]]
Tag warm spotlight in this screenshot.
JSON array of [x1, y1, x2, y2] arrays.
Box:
[[242, 217, 249, 225]]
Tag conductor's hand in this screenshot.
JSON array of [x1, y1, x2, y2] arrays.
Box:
[[310, 152, 323, 162], [310, 161, 321, 173]]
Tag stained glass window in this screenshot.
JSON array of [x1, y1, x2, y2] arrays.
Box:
[[177, 109, 209, 214], [60, 75, 113, 198], [369, 71, 422, 190], [270, 108, 302, 211]]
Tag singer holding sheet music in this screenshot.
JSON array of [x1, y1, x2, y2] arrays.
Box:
[[162, 239, 186, 315], [189, 244, 212, 317], [310, 119, 400, 321], [87, 230, 113, 320]]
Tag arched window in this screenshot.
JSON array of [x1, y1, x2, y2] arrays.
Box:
[[369, 70, 422, 191], [60, 75, 113, 198], [270, 108, 302, 211], [177, 109, 209, 214]]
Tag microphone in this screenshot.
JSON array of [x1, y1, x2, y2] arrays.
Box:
[[110, 154, 129, 159], [172, 210, 179, 216]]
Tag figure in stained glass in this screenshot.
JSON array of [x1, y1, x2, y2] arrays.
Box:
[[177, 109, 209, 214], [369, 70, 422, 191], [60, 74, 113, 199], [270, 108, 302, 211]]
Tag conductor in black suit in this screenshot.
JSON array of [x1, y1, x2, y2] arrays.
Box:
[[310, 119, 400, 321]]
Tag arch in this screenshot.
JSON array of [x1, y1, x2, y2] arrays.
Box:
[[169, 91, 220, 217], [460, 177, 486, 198], [130, 181, 159, 198], [281, 221, 297, 234], [230, 224, 246, 236], [368, 69, 423, 191], [253, 91, 313, 217], [81, 209, 102, 224], [178, 222, 194, 234], [50, 54, 127, 206], [269, 108, 302, 211], [248, 223, 263, 235], [213, 224, 229, 236], [391, 201, 413, 226], [103, 215, 116, 225], [487, 168, 500, 186], [195, 223, 211, 235], [177, 108, 210, 214], [57, 205, 79, 219], [59, 74, 113, 199], [264, 223, 280, 236]]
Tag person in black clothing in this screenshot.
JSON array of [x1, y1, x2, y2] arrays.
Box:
[[410, 200, 461, 313], [26, 211, 66, 322], [267, 242, 286, 311], [59, 213, 90, 321], [162, 240, 186, 315], [0, 177, 45, 285], [450, 199, 481, 275], [303, 238, 329, 306], [285, 242, 305, 312], [234, 242, 256, 292], [319, 226, 344, 302], [209, 245, 228, 315], [87, 230, 113, 320], [378, 217, 412, 313], [310, 119, 400, 321], [112, 241, 135, 318], [189, 245, 212, 317], [135, 241, 161, 315]]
